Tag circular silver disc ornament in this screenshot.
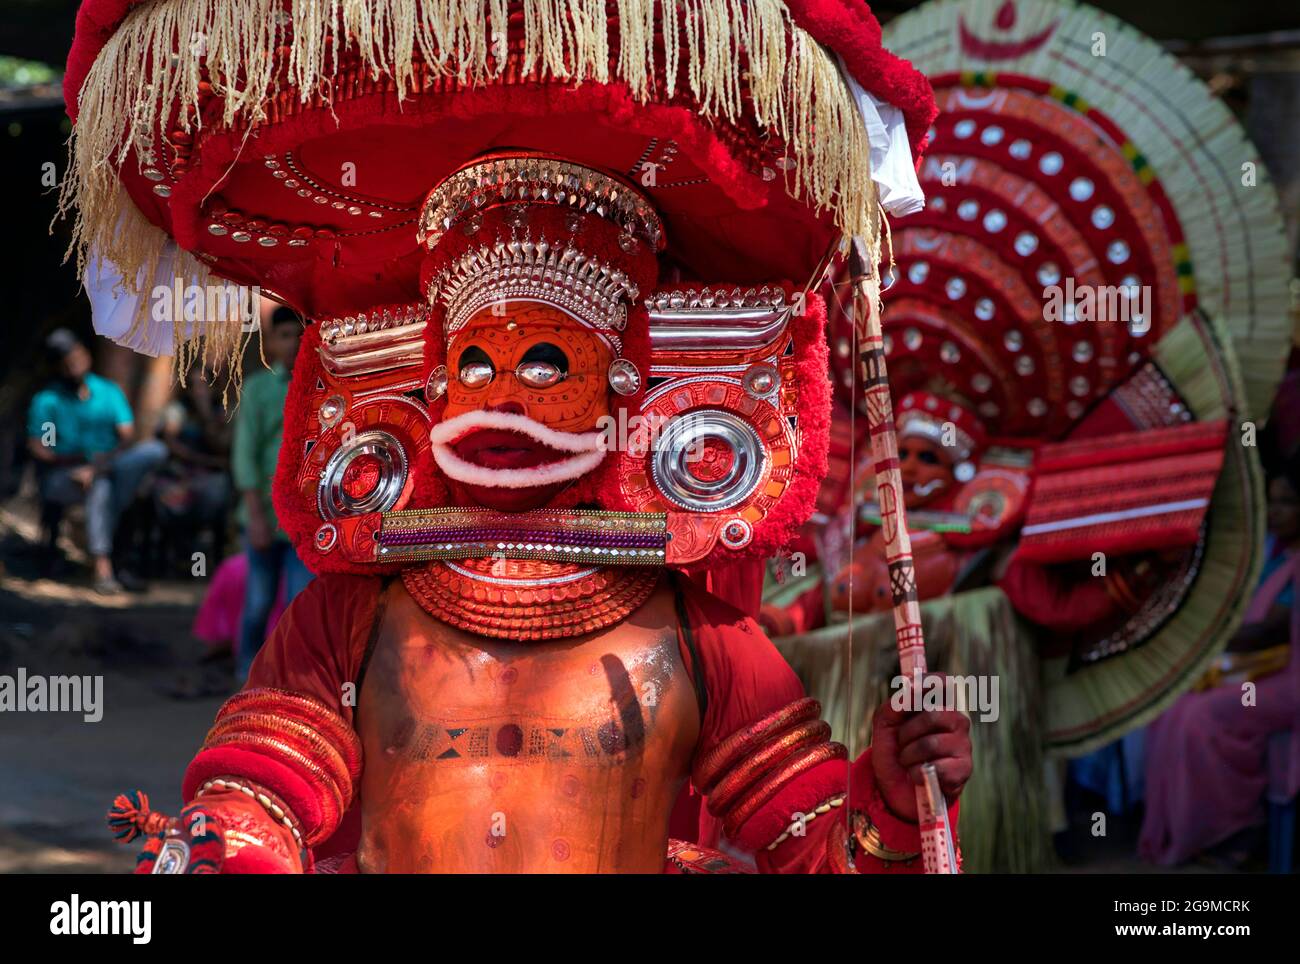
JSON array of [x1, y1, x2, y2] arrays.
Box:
[[317, 430, 409, 520], [607, 358, 642, 396], [651, 410, 766, 513]]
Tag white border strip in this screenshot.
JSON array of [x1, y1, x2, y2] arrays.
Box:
[[1022, 498, 1209, 537]]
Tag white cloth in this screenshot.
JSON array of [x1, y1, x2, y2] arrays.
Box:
[[85, 244, 254, 357], [84, 246, 180, 356], [839, 58, 926, 218]]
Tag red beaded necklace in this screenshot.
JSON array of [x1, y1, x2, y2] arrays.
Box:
[[402, 557, 661, 641]]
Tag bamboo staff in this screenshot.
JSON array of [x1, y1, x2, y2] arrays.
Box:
[[848, 244, 958, 874]]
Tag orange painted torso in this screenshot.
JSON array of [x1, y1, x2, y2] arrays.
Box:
[[355, 579, 700, 873]]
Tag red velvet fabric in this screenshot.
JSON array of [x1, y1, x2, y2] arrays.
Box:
[[744, 290, 833, 563], [784, 0, 937, 158], [700, 560, 767, 619]]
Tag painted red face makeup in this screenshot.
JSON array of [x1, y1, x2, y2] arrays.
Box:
[[897, 435, 957, 510], [434, 302, 615, 512]]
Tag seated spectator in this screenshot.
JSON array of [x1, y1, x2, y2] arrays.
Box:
[[154, 368, 233, 563], [25, 328, 166, 594], [1139, 454, 1300, 865]]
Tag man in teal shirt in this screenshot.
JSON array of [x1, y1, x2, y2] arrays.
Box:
[[232, 307, 314, 679], [26, 329, 166, 593]]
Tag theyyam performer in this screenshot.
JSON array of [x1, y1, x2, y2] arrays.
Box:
[[62, 0, 972, 873]]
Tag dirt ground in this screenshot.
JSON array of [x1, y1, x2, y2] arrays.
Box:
[[0, 499, 233, 873]]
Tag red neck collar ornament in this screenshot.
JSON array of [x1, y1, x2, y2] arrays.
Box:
[[402, 557, 660, 641]]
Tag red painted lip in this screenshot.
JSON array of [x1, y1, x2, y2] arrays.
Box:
[[452, 428, 567, 471]]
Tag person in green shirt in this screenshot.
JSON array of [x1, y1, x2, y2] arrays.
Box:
[[26, 329, 167, 594], [232, 307, 314, 679]]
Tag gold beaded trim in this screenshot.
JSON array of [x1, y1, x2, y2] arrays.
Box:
[[378, 506, 668, 567]]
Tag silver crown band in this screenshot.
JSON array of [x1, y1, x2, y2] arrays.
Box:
[[419, 156, 664, 252], [319, 304, 430, 346], [428, 237, 638, 351], [896, 410, 976, 463]]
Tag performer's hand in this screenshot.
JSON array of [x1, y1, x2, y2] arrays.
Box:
[[133, 802, 228, 874], [132, 793, 304, 874], [870, 674, 972, 822]]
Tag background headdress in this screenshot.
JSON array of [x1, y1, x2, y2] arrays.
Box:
[[896, 390, 987, 477], [807, 0, 1292, 764]]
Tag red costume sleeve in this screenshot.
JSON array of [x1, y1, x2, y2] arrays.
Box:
[[181, 574, 382, 849], [998, 556, 1119, 631], [680, 581, 955, 873], [243, 573, 381, 707]]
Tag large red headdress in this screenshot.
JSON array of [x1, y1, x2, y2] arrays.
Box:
[[61, 1, 938, 578], [62, 0, 935, 333]]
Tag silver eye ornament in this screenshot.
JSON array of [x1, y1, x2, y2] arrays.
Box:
[[516, 361, 564, 389], [458, 361, 495, 388], [425, 365, 448, 402]]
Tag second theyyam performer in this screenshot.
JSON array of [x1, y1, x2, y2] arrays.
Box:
[[66, 1, 971, 872]]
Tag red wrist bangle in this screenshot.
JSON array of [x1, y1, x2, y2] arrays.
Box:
[[722, 741, 847, 840]]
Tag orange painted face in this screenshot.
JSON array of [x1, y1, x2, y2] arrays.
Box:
[[443, 303, 613, 430], [897, 435, 957, 510], [433, 302, 615, 512]]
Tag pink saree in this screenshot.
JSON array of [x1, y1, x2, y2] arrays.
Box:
[[1139, 547, 1300, 865]]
